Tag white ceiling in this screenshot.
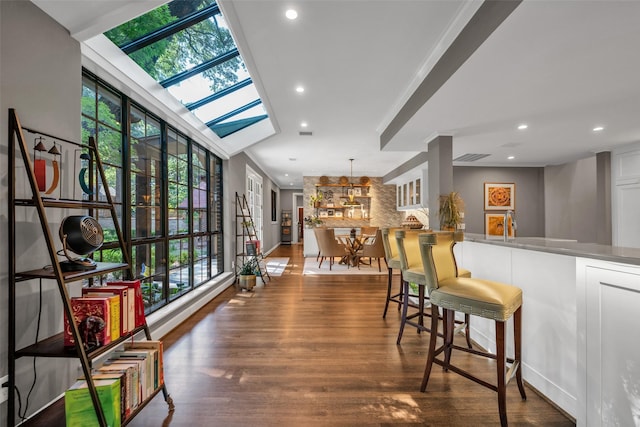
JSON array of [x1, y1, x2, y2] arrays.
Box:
[[32, 0, 640, 188]]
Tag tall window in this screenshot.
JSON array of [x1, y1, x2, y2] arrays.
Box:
[[82, 70, 224, 315], [81, 75, 124, 279]]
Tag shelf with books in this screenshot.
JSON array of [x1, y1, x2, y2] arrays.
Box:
[[7, 109, 173, 427]]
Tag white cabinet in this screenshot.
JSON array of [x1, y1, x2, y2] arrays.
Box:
[[577, 259, 640, 426], [613, 143, 640, 248], [396, 169, 427, 210]]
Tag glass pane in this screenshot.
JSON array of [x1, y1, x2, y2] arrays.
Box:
[[193, 84, 261, 123], [98, 125, 122, 168], [169, 237, 190, 300], [97, 87, 122, 128], [94, 248, 125, 282], [168, 208, 190, 235], [82, 77, 96, 118], [211, 233, 222, 275], [132, 206, 162, 238], [104, 0, 217, 46], [128, 14, 239, 81], [415, 179, 421, 205], [166, 58, 249, 104], [132, 242, 166, 313]]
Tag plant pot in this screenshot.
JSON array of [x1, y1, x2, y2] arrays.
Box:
[[237, 274, 256, 291]]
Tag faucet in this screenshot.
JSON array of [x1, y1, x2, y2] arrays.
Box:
[[504, 210, 517, 240]]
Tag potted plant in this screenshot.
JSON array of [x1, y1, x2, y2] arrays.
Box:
[[439, 191, 464, 231], [310, 192, 323, 208], [237, 257, 259, 291]]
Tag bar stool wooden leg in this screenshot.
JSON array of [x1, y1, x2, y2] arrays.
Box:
[[382, 267, 394, 318], [464, 313, 473, 349], [514, 307, 527, 400], [496, 319, 507, 427], [417, 285, 426, 334], [421, 304, 441, 392], [397, 272, 403, 311], [443, 309, 455, 370], [396, 280, 410, 345]]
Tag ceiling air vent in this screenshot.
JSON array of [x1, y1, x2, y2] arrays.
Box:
[[453, 153, 490, 162], [299, 131, 313, 136]]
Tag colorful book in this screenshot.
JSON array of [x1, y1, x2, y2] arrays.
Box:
[[113, 350, 153, 399], [96, 363, 134, 415], [64, 297, 112, 348], [107, 280, 146, 328], [124, 341, 164, 387], [105, 360, 141, 408], [82, 295, 120, 342], [83, 285, 132, 335], [64, 378, 121, 427], [90, 372, 128, 420]]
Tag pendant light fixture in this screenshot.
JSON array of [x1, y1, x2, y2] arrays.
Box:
[[346, 158, 360, 206]]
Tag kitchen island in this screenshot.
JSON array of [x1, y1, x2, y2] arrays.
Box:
[[456, 233, 640, 426]]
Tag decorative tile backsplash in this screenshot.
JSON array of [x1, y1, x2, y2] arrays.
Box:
[[304, 176, 405, 228]]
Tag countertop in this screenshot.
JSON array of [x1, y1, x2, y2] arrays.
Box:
[[463, 233, 640, 266]]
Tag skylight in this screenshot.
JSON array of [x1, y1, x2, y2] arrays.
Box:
[[104, 0, 268, 139]]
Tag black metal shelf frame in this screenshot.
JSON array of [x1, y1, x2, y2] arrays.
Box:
[[7, 108, 174, 427]]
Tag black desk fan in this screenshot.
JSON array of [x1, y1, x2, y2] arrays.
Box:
[[59, 215, 104, 272]]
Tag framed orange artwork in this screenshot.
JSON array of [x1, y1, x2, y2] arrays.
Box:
[[485, 213, 515, 239], [484, 182, 515, 210]]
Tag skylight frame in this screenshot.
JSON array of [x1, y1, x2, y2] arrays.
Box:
[[104, 0, 269, 139]]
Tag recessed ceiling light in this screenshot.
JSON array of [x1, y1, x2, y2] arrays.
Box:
[[593, 126, 604, 132], [507, 155, 515, 160], [301, 122, 308, 127], [290, 182, 294, 186], [517, 124, 528, 130], [284, 173, 289, 177], [295, 86, 304, 93], [285, 9, 298, 20]]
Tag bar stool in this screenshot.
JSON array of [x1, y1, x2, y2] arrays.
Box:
[[381, 227, 404, 318], [408, 232, 526, 426], [394, 230, 472, 348]]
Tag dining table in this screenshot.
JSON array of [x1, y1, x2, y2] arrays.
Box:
[[336, 234, 372, 267]]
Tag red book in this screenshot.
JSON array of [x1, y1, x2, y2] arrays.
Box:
[[108, 280, 146, 328], [83, 285, 132, 335], [64, 297, 112, 348]]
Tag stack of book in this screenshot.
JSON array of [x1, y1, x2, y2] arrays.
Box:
[[65, 340, 164, 426]]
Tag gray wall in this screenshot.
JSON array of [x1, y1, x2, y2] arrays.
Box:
[[454, 157, 600, 243], [1, 1, 83, 420], [228, 152, 282, 255], [454, 166, 545, 237], [544, 156, 598, 242]]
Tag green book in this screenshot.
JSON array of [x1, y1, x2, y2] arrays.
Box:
[[65, 378, 121, 427]]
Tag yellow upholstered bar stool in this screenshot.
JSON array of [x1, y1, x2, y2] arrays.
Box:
[[381, 227, 404, 318], [416, 232, 526, 426], [395, 230, 472, 347]]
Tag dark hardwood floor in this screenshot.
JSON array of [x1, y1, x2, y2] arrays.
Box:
[[128, 243, 575, 426]]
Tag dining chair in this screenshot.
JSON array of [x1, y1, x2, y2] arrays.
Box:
[[358, 229, 387, 271], [315, 228, 349, 270]]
